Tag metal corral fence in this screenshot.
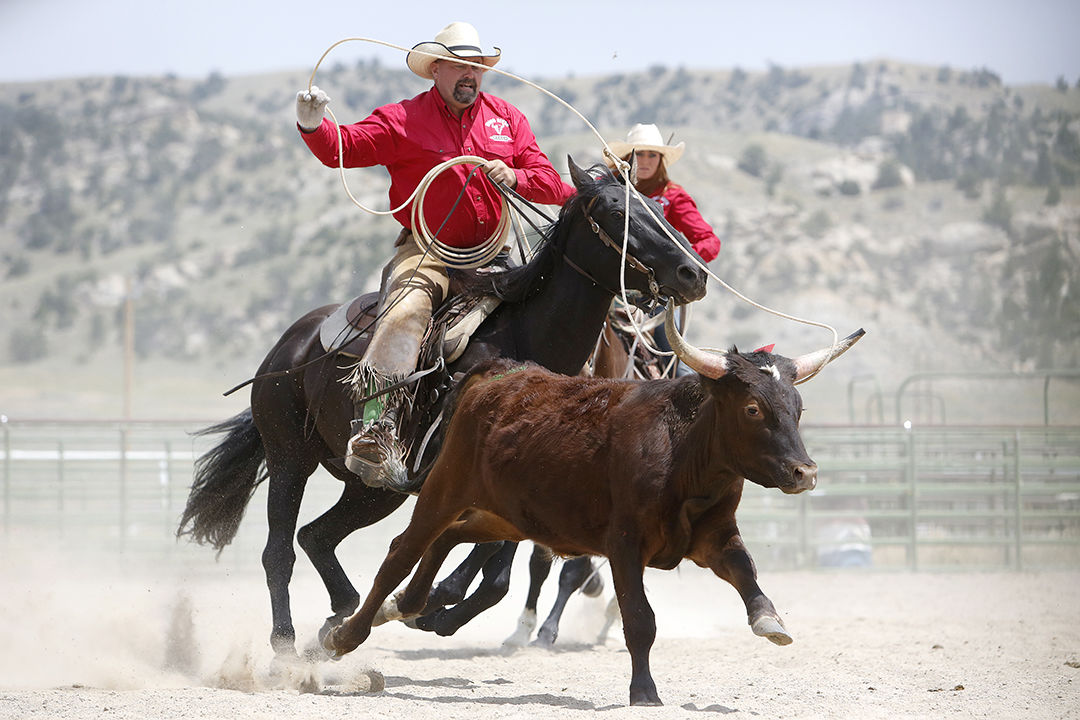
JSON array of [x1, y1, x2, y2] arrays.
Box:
[[2, 419, 1079, 571]]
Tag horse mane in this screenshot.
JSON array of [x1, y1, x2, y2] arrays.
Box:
[[459, 165, 615, 304]]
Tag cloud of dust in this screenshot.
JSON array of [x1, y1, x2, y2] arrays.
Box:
[[0, 534, 383, 694]]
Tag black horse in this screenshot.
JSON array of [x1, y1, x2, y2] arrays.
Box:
[[177, 157, 707, 658]]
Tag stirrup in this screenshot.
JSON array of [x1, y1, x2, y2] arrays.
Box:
[[345, 421, 411, 492]]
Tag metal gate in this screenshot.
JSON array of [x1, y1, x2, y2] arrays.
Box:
[[3, 419, 1079, 570]]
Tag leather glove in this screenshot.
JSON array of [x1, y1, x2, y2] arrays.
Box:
[[296, 85, 330, 132]]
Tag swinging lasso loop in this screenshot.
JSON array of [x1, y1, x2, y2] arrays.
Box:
[[306, 36, 843, 363]]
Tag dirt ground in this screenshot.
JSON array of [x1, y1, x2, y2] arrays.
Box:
[[1, 540, 1077, 720]]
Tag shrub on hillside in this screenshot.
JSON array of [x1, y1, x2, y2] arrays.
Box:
[[737, 144, 768, 178], [872, 159, 905, 190], [8, 326, 47, 363]]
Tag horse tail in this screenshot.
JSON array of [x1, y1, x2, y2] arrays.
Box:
[[177, 408, 267, 553]]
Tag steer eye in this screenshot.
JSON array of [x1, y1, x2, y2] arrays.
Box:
[[745, 403, 760, 418]]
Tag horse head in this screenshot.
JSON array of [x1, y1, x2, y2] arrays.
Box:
[[566, 156, 707, 306]]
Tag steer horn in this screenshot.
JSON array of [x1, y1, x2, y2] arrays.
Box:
[[792, 329, 866, 384], [664, 302, 728, 379]]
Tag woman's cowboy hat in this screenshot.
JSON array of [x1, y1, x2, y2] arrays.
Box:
[[406, 22, 502, 79], [607, 123, 685, 166]]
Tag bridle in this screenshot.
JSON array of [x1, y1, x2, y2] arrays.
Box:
[[575, 195, 662, 304]]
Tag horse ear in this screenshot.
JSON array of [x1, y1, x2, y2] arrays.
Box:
[[567, 155, 589, 190]]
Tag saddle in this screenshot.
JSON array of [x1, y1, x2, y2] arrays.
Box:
[[589, 305, 675, 380], [319, 289, 501, 364]]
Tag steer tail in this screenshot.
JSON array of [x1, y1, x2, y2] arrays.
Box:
[[177, 408, 267, 553]]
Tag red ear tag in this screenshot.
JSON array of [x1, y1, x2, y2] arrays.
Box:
[[753, 344, 775, 353]]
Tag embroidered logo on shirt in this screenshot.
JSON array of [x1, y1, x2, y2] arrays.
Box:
[[486, 117, 512, 143]]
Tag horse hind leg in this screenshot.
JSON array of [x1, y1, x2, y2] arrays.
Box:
[[296, 482, 409, 652], [261, 451, 317, 658], [533, 554, 595, 648], [504, 543, 553, 647], [323, 494, 467, 657]]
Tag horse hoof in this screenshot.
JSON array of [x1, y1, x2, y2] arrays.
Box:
[[502, 610, 537, 648], [751, 615, 793, 646], [530, 630, 556, 649]]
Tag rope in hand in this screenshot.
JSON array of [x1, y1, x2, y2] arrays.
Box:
[[305, 37, 841, 378]]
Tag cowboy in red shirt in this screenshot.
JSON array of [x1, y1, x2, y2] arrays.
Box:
[[296, 21, 573, 488]]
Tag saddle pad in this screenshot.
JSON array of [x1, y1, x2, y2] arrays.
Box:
[[320, 296, 378, 358], [442, 295, 502, 363]]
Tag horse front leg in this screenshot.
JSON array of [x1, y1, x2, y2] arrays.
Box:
[[424, 541, 505, 610], [608, 544, 660, 706], [415, 540, 519, 636]]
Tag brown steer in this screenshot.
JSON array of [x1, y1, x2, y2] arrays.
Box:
[[324, 311, 865, 706]]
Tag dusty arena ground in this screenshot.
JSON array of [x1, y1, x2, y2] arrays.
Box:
[[1, 541, 1077, 720]]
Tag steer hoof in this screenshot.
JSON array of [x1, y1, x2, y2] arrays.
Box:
[[372, 593, 403, 627], [751, 615, 793, 646], [321, 637, 344, 661], [629, 689, 663, 706]]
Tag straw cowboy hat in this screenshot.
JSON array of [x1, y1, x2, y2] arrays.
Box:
[[406, 22, 502, 79], [607, 123, 685, 166]]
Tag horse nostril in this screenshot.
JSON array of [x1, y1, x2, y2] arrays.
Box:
[[677, 264, 707, 298]]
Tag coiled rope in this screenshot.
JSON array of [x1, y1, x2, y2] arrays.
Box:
[[306, 37, 840, 373]]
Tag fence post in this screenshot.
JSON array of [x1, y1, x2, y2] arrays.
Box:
[[162, 439, 173, 557], [2, 417, 9, 536], [799, 492, 810, 568], [1014, 430, 1023, 571], [58, 439, 65, 538], [119, 427, 128, 554], [906, 427, 918, 570]]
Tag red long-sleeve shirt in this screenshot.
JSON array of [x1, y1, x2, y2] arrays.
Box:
[[301, 87, 574, 248], [650, 183, 720, 262]]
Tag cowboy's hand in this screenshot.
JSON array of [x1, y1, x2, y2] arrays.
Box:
[[483, 159, 518, 189], [296, 85, 330, 132]]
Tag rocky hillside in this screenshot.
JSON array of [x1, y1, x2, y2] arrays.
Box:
[[2, 59, 1078, 423]]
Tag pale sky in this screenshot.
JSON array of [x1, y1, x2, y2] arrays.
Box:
[[1, 0, 1078, 85]]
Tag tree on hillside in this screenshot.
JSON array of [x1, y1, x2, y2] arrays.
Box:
[[191, 71, 226, 102], [872, 159, 905, 190], [737, 144, 768, 178], [1033, 141, 1055, 186], [728, 67, 748, 93], [1052, 121, 1080, 185], [983, 185, 1014, 236]]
